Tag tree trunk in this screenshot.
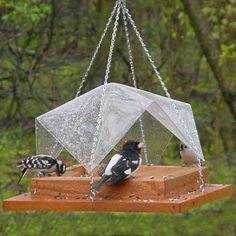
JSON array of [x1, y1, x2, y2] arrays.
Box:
[[181, 0, 236, 120]]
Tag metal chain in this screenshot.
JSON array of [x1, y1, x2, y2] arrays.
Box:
[[103, 1, 121, 85], [121, 0, 137, 88], [172, 103, 205, 192], [121, 0, 148, 164], [89, 0, 121, 199], [124, 7, 171, 99], [124, 5, 205, 192], [75, 1, 119, 98]]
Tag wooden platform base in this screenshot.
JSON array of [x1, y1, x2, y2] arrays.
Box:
[[3, 184, 232, 213], [3, 165, 233, 213]]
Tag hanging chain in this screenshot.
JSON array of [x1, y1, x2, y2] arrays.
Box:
[[172, 104, 205, 192], [124, 7, 171, 99], [124, 5, 205, 192], [89, 0, 121, 199], [121, 0, 148, 164], [103, 1, 121, 85], [75, 1, 119, 98], [121, 0, 137, 88]]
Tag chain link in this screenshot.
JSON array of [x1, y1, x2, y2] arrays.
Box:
[[89, 0, 122, 199], [77, 0, 204, 196], [103, 1, 121, 85], [124, 5, 205, 192], [124, 7, 171, 99], [75, 1, 119, 98], [121, 0, 136, 87], [172, 102, 205, 192], [121, 0, 148, 164]]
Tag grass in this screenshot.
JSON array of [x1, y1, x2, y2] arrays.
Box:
[[0, 127, 235, 236]]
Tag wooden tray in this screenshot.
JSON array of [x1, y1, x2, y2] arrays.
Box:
[[30, 165, 208, 200], [3, 165, 232, 213]]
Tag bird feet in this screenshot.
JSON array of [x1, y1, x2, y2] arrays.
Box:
[[37, 172, 46, 177]]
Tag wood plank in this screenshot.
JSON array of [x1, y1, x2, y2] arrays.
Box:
[[31, 177, 165, 200], [31, 165, 208, 200], [3, 184, 232, 213], [165, 167, 208, 198], [179, 184, 233, 212], [62, 165, 86, 177]]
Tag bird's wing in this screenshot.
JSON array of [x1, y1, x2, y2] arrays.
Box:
[[91, 154, 123, 196], [109, 156, 140, 184], [104, 154, 122, 175], [29, 155, 56, 169], [111, 157, 129, 175], [109, 160, 129, 184]]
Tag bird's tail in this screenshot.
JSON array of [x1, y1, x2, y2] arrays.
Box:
[[89, 175, 110, 200], [17, 168, 28, 184]]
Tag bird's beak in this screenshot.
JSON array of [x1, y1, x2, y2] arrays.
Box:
[[179, 144, 184, 151], [138, 142, 144, 148]]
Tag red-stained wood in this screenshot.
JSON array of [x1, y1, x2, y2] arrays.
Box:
[[30, 165, 208, 200], [3, 184, 232, 213], [3, 165, 233, 212]]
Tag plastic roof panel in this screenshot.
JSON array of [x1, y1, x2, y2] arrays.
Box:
[[36, 83, 204, 170]]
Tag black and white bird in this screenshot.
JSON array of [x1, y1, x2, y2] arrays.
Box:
[[90, 140, 144, 199], [179, 143, 200, 166], [17, 155, 67, 184]]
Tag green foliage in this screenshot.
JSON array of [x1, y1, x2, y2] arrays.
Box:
[[220, 44, 236, 65], [0, 128, 34, 206], [0, 0, 235, 235], [0, 0, 51, 27]]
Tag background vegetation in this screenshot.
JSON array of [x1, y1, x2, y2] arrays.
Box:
[[0, 0, 235, 235]]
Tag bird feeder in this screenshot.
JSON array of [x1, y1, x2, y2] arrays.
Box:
[[3, 0, 232, 212], [3, 83, 233, 213]]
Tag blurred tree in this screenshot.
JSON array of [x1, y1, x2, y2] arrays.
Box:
[[0, 0, 235, 168], [0, 5, 235, 233], [181, 0, 236, 120]]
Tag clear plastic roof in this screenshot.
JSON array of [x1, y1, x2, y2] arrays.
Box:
[[36, 83, 204, 170]]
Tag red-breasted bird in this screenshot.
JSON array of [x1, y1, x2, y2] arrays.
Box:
[[90, 140, 144, 199]]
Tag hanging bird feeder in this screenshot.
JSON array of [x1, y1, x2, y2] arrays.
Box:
[[3, 0, 232, 213]]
